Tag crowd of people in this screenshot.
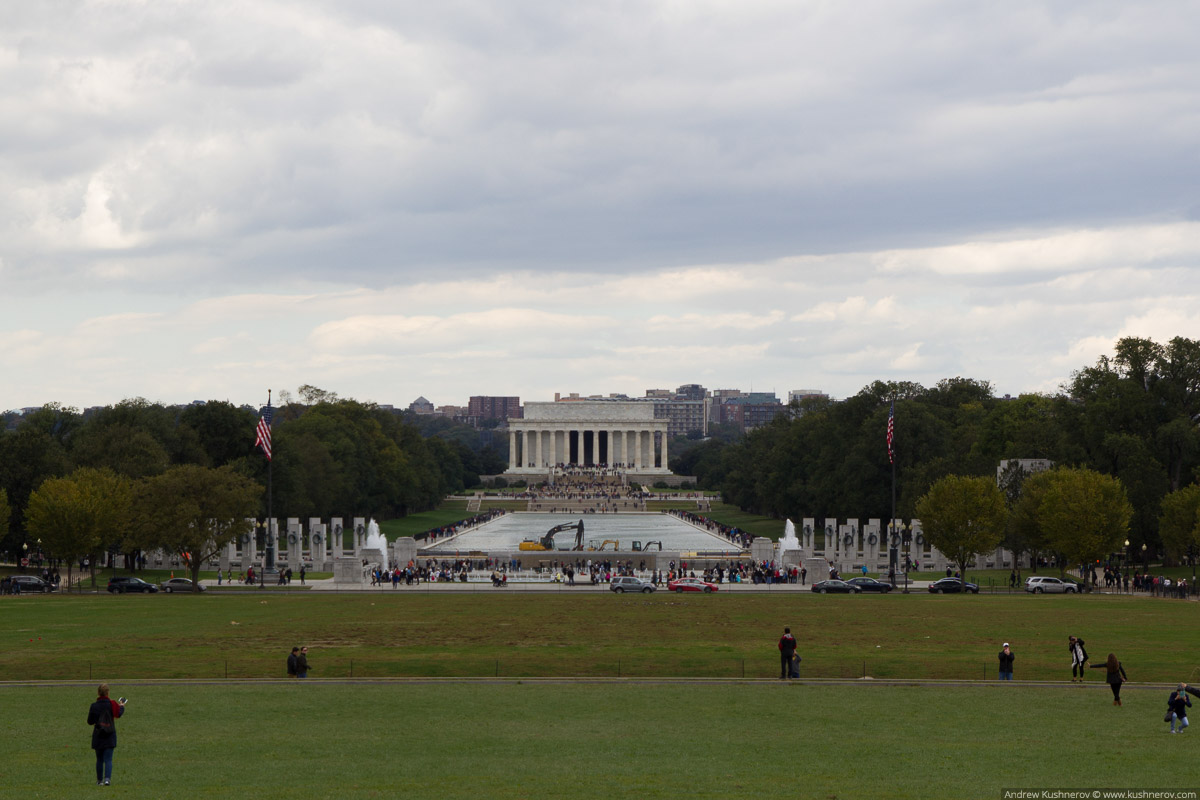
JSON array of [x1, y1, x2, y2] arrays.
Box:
[[668, 509, 754, 549], [414, 508, 506, 542]]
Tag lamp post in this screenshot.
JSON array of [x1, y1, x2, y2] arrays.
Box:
[[21, 542, 28, 572], [1123, 539, 1130, 587], [902, 523, 911, 594], [1141, 542, 1148, 573]]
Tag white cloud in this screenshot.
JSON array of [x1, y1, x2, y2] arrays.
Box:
[[3, 3, 1200, 407]]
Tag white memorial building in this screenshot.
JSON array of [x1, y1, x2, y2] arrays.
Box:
[[506, 401, 670, 475]]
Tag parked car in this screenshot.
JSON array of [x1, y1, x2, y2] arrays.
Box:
[[811, 579, 861, 594], [10, 575, 55, 593], [1025, 576, 1078, 594], [927, 577, 979, 594], [846, 577, 893, 593], [1061, 577, 1091, 593], [667, 577, 719, 593], [159, 577, 206, 594], [106, 576, 159, 594], [610, 576, 656, 594]]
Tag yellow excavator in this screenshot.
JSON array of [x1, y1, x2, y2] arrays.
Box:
[[519, 520, 585, 551], [588, 540, 620, 551]]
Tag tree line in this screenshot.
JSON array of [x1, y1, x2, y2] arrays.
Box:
[[0, 386, 507, 566], [672, 336, 1200, 563]]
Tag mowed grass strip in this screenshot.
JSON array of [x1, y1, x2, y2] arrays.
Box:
[[2, 593, 1198, 683], [3, 683, 1195, 800]]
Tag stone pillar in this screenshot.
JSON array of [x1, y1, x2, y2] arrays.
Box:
[[661, 432, 668, 470], [352, 517, 366, 558], [549, 428, 557, 467], [509, 429, 517, 469], [634, 430, 643, 470], [329, 518, 344, 558]]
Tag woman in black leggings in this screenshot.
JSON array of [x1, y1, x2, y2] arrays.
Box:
[[1091, 653, 1128, 705]]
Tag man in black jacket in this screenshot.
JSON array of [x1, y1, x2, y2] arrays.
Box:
[[998, 643, 1014, 680], [287, 647, 299, 678], [778, 627, 798, 680]]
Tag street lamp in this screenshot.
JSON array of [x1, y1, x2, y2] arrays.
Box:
[[1141, 542, 1148, 572], [21, 542, 28, 573], [1123, 539, 1130, 589], [901, 523, 912, 594]]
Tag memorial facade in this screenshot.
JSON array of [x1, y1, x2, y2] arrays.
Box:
[[506, 401, 670, 474]]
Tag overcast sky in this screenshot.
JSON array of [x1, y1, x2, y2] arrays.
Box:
[[3, 1, 1199, 411]]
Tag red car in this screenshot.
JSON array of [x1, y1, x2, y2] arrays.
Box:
[[667, 577, 719, 593]]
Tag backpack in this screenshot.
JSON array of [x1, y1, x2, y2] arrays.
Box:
[[95, 703, 114, 736]]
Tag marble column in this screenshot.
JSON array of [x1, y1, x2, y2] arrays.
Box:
[[509, 429, 517, 469], [634, 430, 643, 470], [661, 432, 668, 470]]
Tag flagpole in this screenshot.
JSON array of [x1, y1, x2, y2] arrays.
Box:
[[264, 389, 272, 591]]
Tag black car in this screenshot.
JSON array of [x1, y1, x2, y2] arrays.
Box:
[[846, 577, 893, 593], [107, 576, 159, 594], [10, 575, 55, 593], [811, 579, 861, 594], [927, 577, 979, 594]]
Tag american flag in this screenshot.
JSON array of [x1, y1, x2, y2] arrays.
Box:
[[255, 405, 273, 461], [887, 400, 895, 465]]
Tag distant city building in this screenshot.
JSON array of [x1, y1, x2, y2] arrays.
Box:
[[997, 458, 1054, 484], [716, 392, 785, 431], [408, 396, 435, 414], [788, 389, 828, 405], [469, 396, 523, 422]]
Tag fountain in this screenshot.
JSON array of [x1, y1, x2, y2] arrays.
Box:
[[363, 519, 389, 571], [777, 518, 802, 566]]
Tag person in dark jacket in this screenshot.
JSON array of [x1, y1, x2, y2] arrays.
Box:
[[1167, 685, 1192, 732], [778, 627, 797, 680], [296, 646, 310, 679], [998, 643, 1014, 680], [1069, 636, 1089, 681], [1090, 653, 1128, 705], [287, 647, 299, 678], [86, 683, 125, 785]]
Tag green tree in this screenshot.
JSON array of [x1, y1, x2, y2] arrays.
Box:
[[1039, 468, 1133, 575], [136, 465, 261, 591], [1007, 469, 1058, 571], [1158, 485, 1200, 563], [0, 488, 11, 553], [25, 468, 132, 591], [915, 475, 1007, 584]]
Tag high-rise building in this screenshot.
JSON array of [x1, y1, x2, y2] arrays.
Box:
[[468, 396, 523, 422]]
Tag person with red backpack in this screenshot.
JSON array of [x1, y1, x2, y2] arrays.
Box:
[[86, 683, 126, 786]]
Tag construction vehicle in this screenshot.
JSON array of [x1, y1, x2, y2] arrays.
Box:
[[588, 539, 620, 551], [632, 541, 663, 552], [518, 520, 585, 551]]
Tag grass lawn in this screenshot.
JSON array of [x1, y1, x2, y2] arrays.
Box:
[[700, 502, 786, 539], [3, 593, 1198, 683], [378, 509, 480, 539], [3, 682, 1196, 799]]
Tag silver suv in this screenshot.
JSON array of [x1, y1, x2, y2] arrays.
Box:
[[1025, 576, 1077, 594], [610, 576, 656, 594]]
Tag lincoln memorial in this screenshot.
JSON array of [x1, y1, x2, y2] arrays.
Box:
[[506, 401, 670, 475]]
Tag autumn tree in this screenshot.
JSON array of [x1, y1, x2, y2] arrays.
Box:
[[24, 468, 132, 591], [136, 465, 261, 591], [1039, 468, 1133, 575], [915, 475, 1007, 584], [1158, 485, 1200, 563]]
